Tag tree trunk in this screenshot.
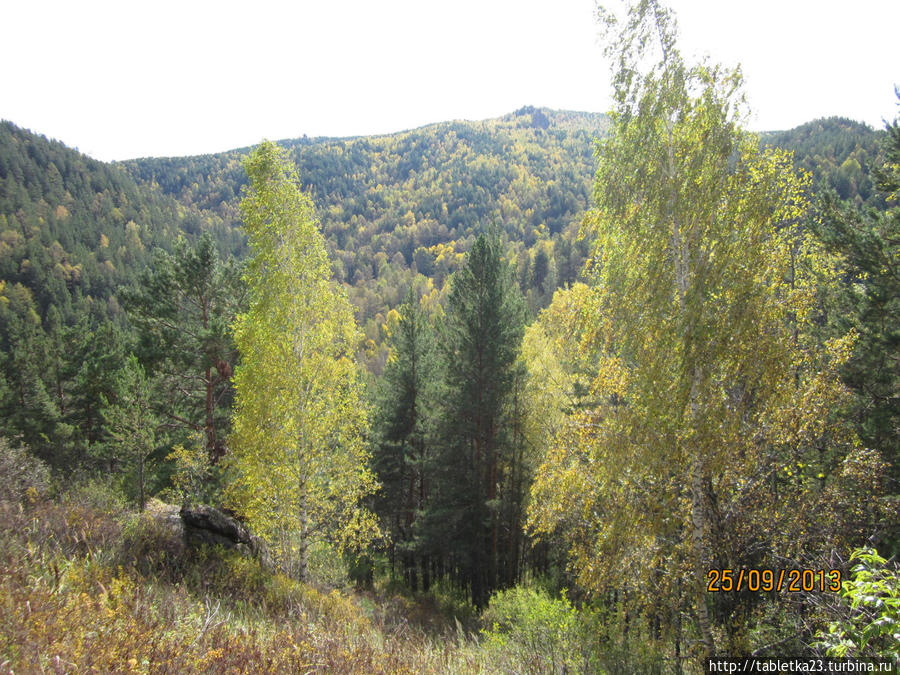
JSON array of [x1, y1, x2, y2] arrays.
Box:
[[691, 457, 715, 656]]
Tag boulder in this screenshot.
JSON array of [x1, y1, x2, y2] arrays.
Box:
[[179, 504, 273, 570]]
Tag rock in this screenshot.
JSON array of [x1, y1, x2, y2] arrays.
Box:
[[180, 504, 273, 570]]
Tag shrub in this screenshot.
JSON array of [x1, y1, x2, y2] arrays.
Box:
[[307, 539, 350, 589], [481, 585, 584, 674], [0, 437, 50, 504], [819, 547, 900, 660], [118, 499, 186, 575]]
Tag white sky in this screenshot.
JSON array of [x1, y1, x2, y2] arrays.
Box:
[[2, 0, 897, 162]]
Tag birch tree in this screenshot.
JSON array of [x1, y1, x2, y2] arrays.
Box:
[[528, 0, 858, 658], [226, 141, 377, 580]]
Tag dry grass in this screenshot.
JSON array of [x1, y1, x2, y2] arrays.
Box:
[[0, 491, 492, 674]]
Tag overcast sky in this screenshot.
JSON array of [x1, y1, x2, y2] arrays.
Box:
[[3, 0, 897, 162]]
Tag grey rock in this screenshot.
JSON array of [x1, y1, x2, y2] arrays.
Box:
[[179, 504, 273, 570]]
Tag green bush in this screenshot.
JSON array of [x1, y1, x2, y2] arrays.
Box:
[[819, 547, 900, 660], [0, 437, 50, 504], [481, 585, 584, 674], [118, 499, 186, 575], [307, 539, 350, 589]]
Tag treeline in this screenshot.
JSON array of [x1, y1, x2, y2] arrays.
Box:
[[0, 120, 231, 472], [764, 116, 887, 208]]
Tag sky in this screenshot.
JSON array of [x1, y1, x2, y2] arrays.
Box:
[[2, 0, 898, 162]]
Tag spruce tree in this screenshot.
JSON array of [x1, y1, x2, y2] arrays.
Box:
[[427, 232, 525, 608], [372, 288, 436, 590]]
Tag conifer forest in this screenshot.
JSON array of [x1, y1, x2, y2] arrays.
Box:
[[1, 2, 898, 672]]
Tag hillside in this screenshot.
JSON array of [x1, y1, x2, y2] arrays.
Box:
[[1, 96, 898, 671], [121, 107, 609, 344], [3, 110, 884, 341], [762, 116, 885, 208]]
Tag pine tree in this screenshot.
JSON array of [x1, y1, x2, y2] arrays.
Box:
[[814, 96, 900, 493], [225, 141, 378, 580], [427, 232, 525, 608], [123, 232, 243, 462], [100, 354, 158, 511], [371, 288, 436, 590]]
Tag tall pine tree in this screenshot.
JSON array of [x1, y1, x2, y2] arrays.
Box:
[[427, 232, 525, 608], [123, 232, 243, 463], [372, 288, 436, 590]]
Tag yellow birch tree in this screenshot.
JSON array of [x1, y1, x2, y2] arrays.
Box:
[[225, 141, 378, 580]]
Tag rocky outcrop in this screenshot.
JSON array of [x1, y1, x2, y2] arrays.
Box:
[[179, 504, 273, 570]]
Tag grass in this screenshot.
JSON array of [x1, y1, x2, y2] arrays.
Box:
[[0, 488, 494, 674]]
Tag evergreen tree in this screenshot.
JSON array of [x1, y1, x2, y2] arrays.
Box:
[[100, 354, 158, 511], [0, 282, 62, 464], [813, 93, 900, 506], [66, 319, 128, 457], [372, 288, 436, 590], [427, 232, 525, 608], [123, 232, 243, 462]]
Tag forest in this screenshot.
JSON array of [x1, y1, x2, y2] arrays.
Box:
[[0, 1, 898, 672]]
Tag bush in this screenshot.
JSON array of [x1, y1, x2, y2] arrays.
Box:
[[819, 547, 900, 660], [118, 499, 186, 575], [481, 585, 585, 674], [307, 539, 350, 589], [0, 437, 50, 504]]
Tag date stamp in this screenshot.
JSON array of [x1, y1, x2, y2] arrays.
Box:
[[707, 568, 842, 593]]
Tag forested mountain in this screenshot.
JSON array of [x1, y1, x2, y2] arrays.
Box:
[[0, 120, 186, 323], [120, 109, 887, 366], [3, 109, 886, 332], [121, 107, 608, 360], [2, 109, 885, 351], [0, 109, 889, 458], [763, 116, 885, 208]]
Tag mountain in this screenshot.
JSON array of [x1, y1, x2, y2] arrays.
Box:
[[0, 120, 190, 324], [1, 109, 887, 367], [762, 117, 885, 208], [0, 105, 890, 476], [121, 107, 607, 320]]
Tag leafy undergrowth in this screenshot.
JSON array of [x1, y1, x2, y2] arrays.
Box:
[[0, 490, 489, 674]]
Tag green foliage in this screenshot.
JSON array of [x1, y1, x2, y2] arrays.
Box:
[[0, 120, 183, 470], [529, 0, 869, 661], [371, 287, 438, 590], [426, 232, 526, 608], [1, 72, 897, 671], [481, 585, 583, 674], [226, 141, 378, 580], [763, 117, 885, 208], [120, 110, 607, 340], [165, 433, 214, 505], [122, 232, 244, 463], [99, 354, 159, 511], [819, 547, 900, 660], [810, 99, 900, 497], [0, 121, 185, 320]]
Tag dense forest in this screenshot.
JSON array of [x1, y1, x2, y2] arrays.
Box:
[[1, 2, 898, 672]]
